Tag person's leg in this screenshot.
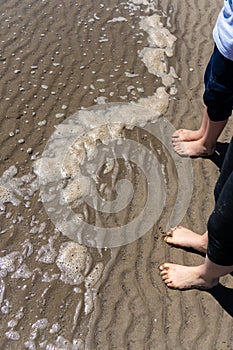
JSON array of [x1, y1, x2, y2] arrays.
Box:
[[206, 171, 233, 268], [172, 117, 227, 157], [164, 138, 233, 252], [214, 137, 233, 200], [172, 46, 233, 157], [160, 157, 233, 290], [164, 226, 208, 253], [172, 107, 209, 142], [159, 256, 233, 290]]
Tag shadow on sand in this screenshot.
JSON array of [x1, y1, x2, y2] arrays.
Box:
[[208, 283, 233, 317], [208, 141, 229, 169]]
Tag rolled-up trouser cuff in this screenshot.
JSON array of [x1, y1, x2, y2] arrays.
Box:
[[207, 233, 233, 266], [203, 45, 233, 122]]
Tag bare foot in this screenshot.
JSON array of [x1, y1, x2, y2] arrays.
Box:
[[172, 138, 215, 157], [159, 263, 219, 290], [172, 128, 204, 142], [164, 226, 207, 253]]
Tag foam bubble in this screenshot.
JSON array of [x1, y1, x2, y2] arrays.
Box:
[[1, 299, 11, 314], [0, 252, 19, 277], [127, 0, 158, 13], [0, 184, 20, 210], [36, 237, 57, 264], [56, 242, 91, 285], [24, 340, 36, 349], [0, 278, 5, 306], [0, 166, 38, 210], [49, 322, 61, 334], [140, 15, 176, 53], [107, 17, 127, 23], [136, 87, 169, 115], [32, 318, 48, 330], [85, 262, 103, 289], [11, 263, 32, 279], [52, 335, 84, 350], [0, 186, 11, 202], [5, 330, 20, 340], [84, 289, 94, 315]]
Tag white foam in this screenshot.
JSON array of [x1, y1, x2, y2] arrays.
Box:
[[1, 299, 11, 314], [126, 0, 158, 13], [24, 340, 36, 349], [36, 236, 57, 264], [5, 330, 20, 340], [139, 14, 177, 88], [56, 242, 91, 285], [107, 17, 127, 23], [11, 263, 32, 279], [85, 262, 103, 289], [41, 272, 59, 283], [49, 322, 61, 334], [125, 72, 139, 77], [0, 278, 5, 306], [0, 166, 38, 210], [32, 318, 48, 330], [72, 300, 82, 331], [0, 252, 19, 277]]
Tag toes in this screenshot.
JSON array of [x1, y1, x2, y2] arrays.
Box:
[[164, 232, 173, 242], [173, 144, 189, 157], [164, 278, 172, 285], [165, 228, 174, 237], [160, 269, 169, 281], [161, 274, 168, 281], [175, 144, 185, 153], [160, 269, 168, 276], [172, 129, 183, 137], [172, 132, 178, 138], [161, 276, 174, 287], [173, 143, 182, 152], [172, 138, 179, 145], [164, 226, 183, 241], [164, 235, 173, 244], [159, 263, 170, 271], [159, 264, 176, 288], [166, 281, 175, 288], [172, 135, 181, 141]]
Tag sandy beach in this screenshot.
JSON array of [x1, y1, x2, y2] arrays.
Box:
[[0, 0, 233, 349]]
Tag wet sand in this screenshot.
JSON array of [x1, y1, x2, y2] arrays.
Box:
[[0, 0, 233, 349]]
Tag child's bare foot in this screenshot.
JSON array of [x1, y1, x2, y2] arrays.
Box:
[[159, 263, 219, 290], [172, 138, 215, 157], [172, 128, 204, 142], [164, 226, 207, 253]]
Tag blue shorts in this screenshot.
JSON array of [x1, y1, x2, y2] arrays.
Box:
[[203, 45, 233, 121]]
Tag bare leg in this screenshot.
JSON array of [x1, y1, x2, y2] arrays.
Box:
[[160, 256, 233, 290], [173, 116, 228, 157], [172, 108, 209, 142], [164, 226, 208, 253]]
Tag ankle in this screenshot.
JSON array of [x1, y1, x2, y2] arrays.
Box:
[[197, 265, 213, 283], [200, 138, 216, 151], [197, 127, 205, 136], [200, 234, 208, 251]]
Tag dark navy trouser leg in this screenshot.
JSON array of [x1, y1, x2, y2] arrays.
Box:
[[207, 142, 233, 266]]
